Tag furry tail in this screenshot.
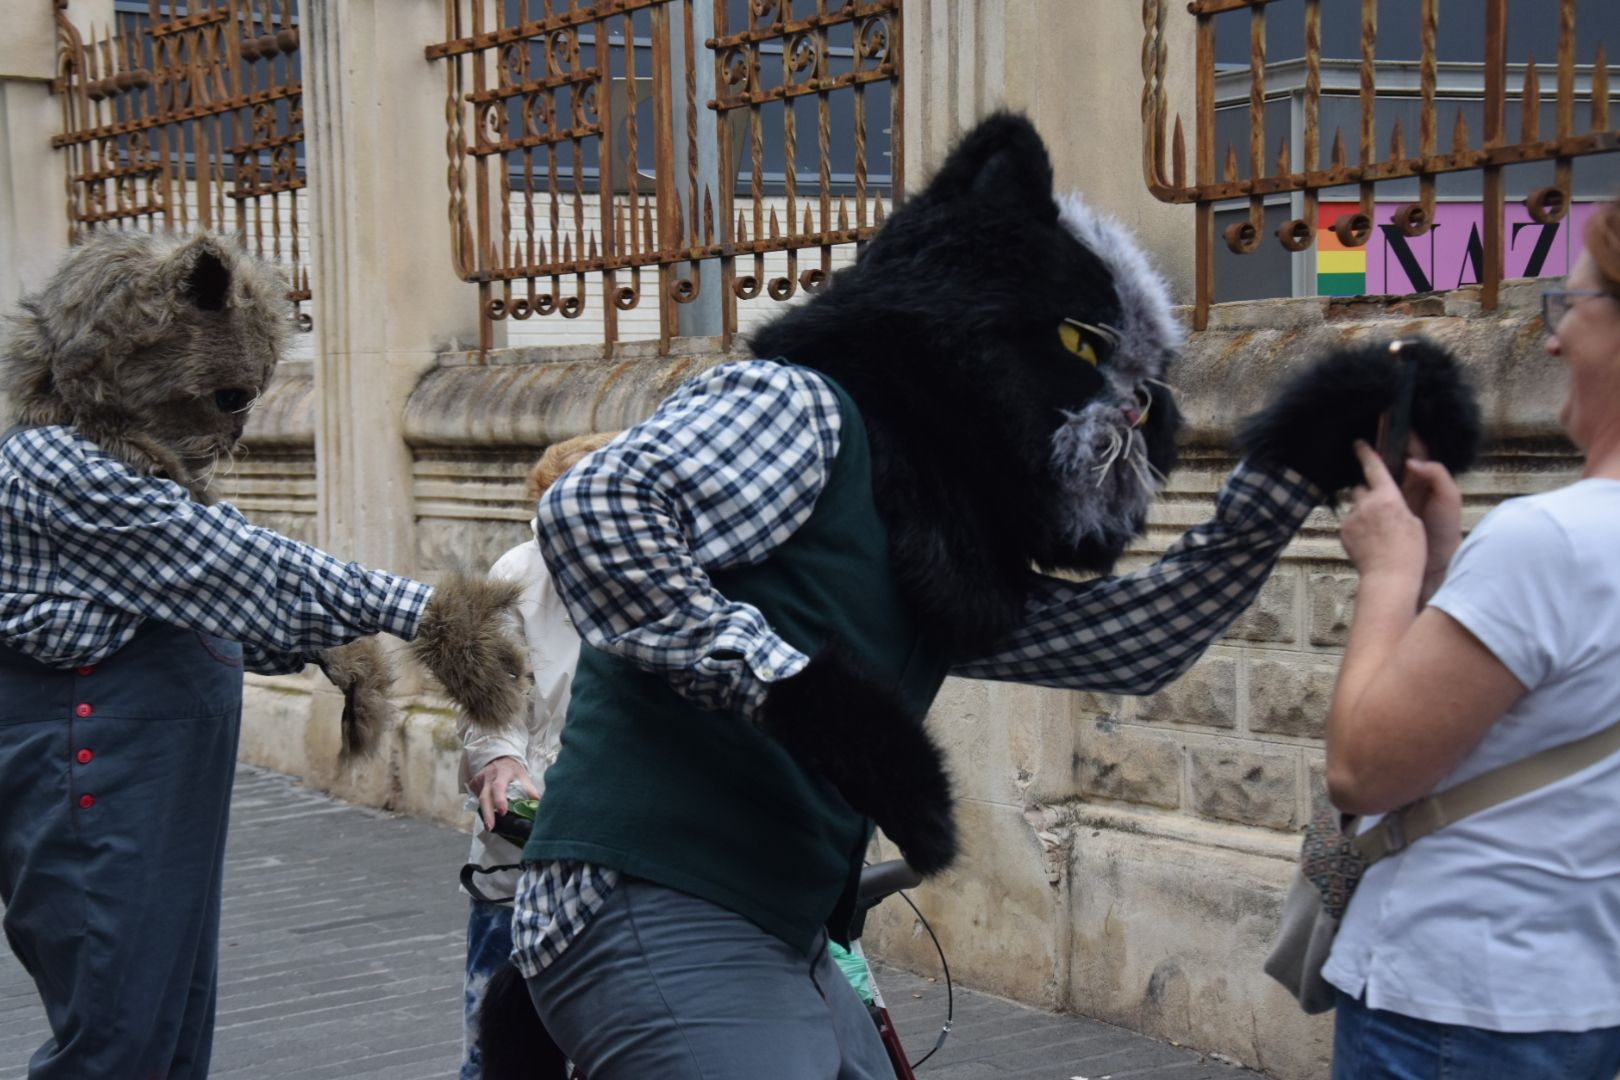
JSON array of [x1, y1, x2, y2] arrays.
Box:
[[315, 636, 396, 762], [478, 961, 570, 1080], [759, 643, 957, 876], [1237, 336, 1482, 496], [410, 575, 526, 731]]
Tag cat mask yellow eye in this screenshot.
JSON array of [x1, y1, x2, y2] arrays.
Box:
[[1058, 319, 1121, 368]]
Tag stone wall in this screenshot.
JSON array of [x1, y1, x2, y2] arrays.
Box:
[[224, 277, 1573, 1080]]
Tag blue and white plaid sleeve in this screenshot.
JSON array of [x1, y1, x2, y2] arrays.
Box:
[[536, 361, 842, 719], [5, 428, 431, 671], [951, 462, 1322, 692]]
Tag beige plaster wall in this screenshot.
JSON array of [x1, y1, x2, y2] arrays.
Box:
[[0, 0, 84, 422], [903, 0, 1197, 301]]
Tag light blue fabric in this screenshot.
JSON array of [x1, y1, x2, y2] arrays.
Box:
[[1334, 990, 1620, 1080], [0, 619, 243, 1079], [462, 898, 515, 1080], [523, 877, 892, 1080]]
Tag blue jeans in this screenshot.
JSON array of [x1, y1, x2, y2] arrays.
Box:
[[524, 877, 892, 1080], [1334, 991, 1620, 1080], [462, 898, 515, 1080]]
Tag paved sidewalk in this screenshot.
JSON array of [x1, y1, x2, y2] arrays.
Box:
[[0, 765, 1266, 1079]]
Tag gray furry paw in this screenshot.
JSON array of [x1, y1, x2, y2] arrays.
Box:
[[1236, 336, 1481, 497], [758, 643, 957, 876], [410, 576, 525, 732], [316, 637, 396, 762]]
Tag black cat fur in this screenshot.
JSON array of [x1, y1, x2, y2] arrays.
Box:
[[758, 643, 956, 875], [753, 123, 1481, 879], [749, 112, 1187, 876], [1238, 336, 1482, 495], [477, 963, 570, 1080], [752, 113, 1182, 662]]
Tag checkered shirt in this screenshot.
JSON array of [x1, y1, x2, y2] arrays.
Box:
[[0, 425, 433, 674], [510, 360, 1322, 976]]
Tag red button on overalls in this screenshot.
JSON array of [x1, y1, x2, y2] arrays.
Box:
[[74, 703, 92, 718], [76, 749, 93, 764], [78, 795, 94, 809], [76, 666, 94, 677]]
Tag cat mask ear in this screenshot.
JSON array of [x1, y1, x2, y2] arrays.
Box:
[[924, 111, 1058, 221], [177, 237, 233, 312]]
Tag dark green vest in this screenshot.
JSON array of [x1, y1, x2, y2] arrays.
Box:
[[524, 373, 953, 952]]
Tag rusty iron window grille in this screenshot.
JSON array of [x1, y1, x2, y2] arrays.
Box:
[[53, 0, 312, 330], [1142, 0, 1620, 330], [426, 0, 903, 357]]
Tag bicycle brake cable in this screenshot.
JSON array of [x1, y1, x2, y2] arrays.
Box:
[[898, 888, 954, 1069]]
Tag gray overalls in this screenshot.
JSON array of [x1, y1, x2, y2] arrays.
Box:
[[0, 429, 244, 1079]]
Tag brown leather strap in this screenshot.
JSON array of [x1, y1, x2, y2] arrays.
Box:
[[1354, 717, 1620, 864]]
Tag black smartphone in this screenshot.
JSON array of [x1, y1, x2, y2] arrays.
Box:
[[1376, 339, 1419, 484], [490, 809, 535, 846]]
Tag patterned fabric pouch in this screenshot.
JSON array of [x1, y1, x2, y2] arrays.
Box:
[[1262, 807, 1364, 1014], [1301, 806, 1366, 920]]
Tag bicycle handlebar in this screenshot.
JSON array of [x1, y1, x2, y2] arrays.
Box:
[[857, 859, 923, 909]]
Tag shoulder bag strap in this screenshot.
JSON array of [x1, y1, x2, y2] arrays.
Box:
[[1355, 717, 1620, 863]]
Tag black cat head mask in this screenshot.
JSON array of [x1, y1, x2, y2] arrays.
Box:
[[754, 113, 1183, 578]]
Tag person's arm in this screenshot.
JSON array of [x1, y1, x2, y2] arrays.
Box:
[[950, 461, 1319, 692], [536, 361, 843, 719], [32, 433, 432, 663], [1324, 442, 1528, 814]]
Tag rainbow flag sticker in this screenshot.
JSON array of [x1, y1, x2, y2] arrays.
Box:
[[1317, 203, 1367, 296]]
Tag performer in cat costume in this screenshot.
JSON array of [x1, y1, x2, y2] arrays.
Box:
[[470, 113, 1479, 1080], [0, 230, 523, 1079]]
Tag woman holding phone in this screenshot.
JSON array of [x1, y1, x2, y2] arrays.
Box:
[[1320, 200, 1620, 1078]]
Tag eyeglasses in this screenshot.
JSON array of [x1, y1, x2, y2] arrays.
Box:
[[1541, 288, 1608, 329]]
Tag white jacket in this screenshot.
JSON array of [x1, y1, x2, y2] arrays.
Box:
[[460, 529, 581, 899]]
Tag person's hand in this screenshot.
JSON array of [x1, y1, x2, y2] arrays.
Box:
[[1405, 465, 1462, 594], [468, 755, 539, 831], [1340, 441, 1428, 580]]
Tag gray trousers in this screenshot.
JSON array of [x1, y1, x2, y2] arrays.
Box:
[[524, 877, 894, 1079]]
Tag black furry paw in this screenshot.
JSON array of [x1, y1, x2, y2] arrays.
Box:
[[758, 644, 957, 876], [477, 962, 569, 1080], [1237, 336, 1481, 496]]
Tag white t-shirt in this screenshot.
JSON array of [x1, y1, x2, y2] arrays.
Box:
[[1323, 479, 1620, 1033]]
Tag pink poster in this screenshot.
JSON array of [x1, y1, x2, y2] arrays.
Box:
[[1332, 201, 1598, 295]]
